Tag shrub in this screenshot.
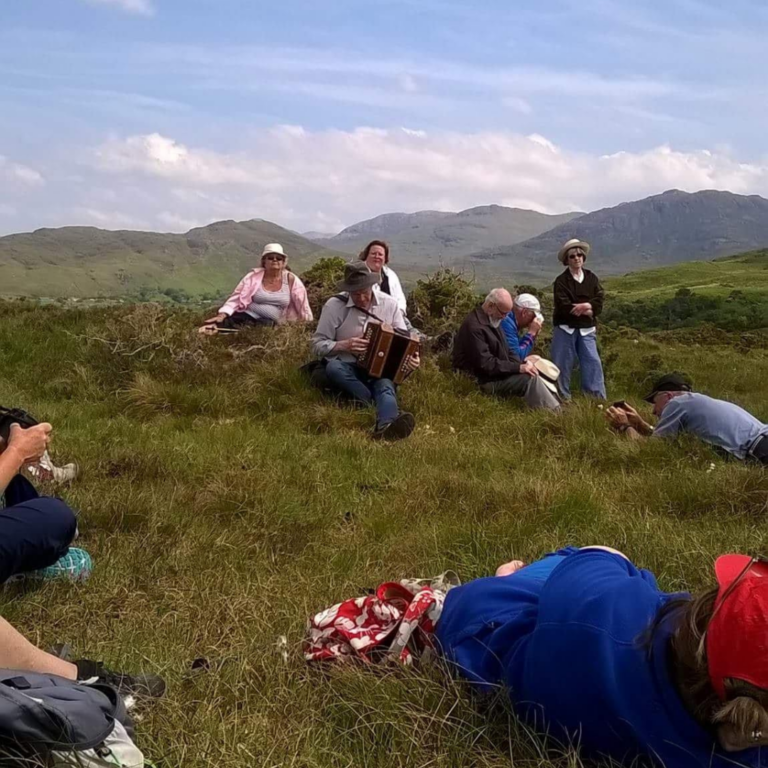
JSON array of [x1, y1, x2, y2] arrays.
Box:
[[406, 269, 480, 335], [300, 257, 348, 317]]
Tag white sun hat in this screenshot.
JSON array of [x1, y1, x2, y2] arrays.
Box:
[[261, 243, 286, 257]]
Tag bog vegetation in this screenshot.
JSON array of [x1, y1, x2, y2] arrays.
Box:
[[0, 258, 767, 767]]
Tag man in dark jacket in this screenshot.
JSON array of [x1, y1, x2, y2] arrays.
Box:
[[452, 289, 561, 411]]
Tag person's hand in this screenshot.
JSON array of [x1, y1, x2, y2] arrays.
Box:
[[204, 313, 226, 324], [405, 350, 420, 371], [338, 337, 369, 354], [6, 423, 52, 465], [570, 303, 592, 316], [496, 560, 526, 577], [605, 406, 630, 429], [528, 317, 543, 335], [620, 403, 643, 429], [520, 360, 539, 377]]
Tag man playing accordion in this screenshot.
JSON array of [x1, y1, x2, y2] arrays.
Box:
[[311, 262, 420, 441]]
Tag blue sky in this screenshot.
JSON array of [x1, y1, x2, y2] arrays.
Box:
[[2, 0, 768, 234]]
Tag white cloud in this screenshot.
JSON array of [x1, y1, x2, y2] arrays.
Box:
[[5, 127, 768, 234], [0, 156, 44, 186], [83, 0, 155, 16]]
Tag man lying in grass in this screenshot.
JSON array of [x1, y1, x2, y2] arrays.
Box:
[[605, 373, 768, 463], [436, 546, 768, 767]]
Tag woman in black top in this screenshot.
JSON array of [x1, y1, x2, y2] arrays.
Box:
[[550, 238, 606, 399]]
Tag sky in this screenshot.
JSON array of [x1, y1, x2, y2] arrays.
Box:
[[2, 0, 768, 235]]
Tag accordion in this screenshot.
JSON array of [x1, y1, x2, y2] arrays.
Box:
[[357, 322, 420, 384]]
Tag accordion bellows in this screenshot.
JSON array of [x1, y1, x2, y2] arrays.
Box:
[[357, 322, 420, 384]]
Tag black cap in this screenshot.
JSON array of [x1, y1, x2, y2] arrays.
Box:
[[643, 373, 692, 403]]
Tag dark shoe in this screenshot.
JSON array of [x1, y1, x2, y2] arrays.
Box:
[[372, 412, 415, 441], [75, 658, 167, 699]]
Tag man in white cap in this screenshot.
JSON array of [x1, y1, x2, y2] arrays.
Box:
[[551, 239, 606, 399], [500, 293, 544, 362]]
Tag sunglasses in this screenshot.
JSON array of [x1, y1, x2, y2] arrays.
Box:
[[265, 255, 286, 262], [568, 251, 585, 259]]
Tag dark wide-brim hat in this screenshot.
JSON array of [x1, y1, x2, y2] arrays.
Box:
[[336, 261, 381, 293], [642, 373, 692, 402]]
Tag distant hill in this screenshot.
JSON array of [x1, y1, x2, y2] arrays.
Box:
[[301, 230, 338, 241], [470, 190, 768, 282], [0, 219, 343, 298], [331, 211, 454, 243], [326, 205, 582, 265]]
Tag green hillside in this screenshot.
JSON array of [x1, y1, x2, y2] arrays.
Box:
[[599, 249, 768, 332], [0, 301, 766, 768], [0, 219, 344, 300], [604, 248, 768, 299]]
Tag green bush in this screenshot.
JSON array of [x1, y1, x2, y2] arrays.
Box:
[[300, 257, 348, 317], [407, 269, 481, 334]]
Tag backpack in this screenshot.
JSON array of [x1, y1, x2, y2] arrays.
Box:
[[0, 670, 144, 767]]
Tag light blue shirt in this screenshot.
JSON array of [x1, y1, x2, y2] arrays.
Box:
[[653, 393, 768, 460]]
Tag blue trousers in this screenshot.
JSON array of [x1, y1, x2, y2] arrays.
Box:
[[550, 327, 607, 399], [324, 358, 399, 427], [0, 475, 77, 584]]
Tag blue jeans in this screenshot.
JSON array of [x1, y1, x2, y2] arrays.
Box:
[[324, 358, 399, 427], [551, 327, 606, 399], [0, 475, 77, 584]]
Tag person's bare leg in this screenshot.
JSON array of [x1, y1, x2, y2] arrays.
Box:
[[0, 616, 77, 679], [495, 559, 526, 577]]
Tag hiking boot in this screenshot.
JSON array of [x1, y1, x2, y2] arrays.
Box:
[[372, 412, 416, 441], [75, 659, 167, 699]]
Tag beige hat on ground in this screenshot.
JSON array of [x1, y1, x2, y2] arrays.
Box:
[[557, 238, 590, 265], [261, 243, 286, 257], [533, 358, 561, 395]]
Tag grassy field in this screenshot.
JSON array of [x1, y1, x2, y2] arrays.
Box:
[[1, 302, 768, 767], [602, 248, 768, 299]]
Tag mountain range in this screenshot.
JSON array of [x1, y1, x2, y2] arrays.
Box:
[[2, 189, 768, 298], [469, 189, 768, 281], [315, 205, 583, 266], [0, 220, 341, 298]]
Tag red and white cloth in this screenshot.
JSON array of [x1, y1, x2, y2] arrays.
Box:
[[304, 573, 459, 665]]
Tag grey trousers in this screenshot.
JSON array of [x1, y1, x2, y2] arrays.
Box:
[[480, 374, 561, 411]]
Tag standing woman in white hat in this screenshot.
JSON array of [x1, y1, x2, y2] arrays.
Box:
[[200, 243, 313, 332], [550, 239, 606, 399]]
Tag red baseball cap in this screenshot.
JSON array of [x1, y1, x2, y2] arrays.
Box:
[[707, 554, 768, 700]]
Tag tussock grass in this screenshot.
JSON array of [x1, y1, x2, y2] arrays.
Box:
[[1, 302, 767, 766]]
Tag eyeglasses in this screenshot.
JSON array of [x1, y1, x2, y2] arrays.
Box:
[[567, 251, 584, 259], [265, 255, 286, 262]]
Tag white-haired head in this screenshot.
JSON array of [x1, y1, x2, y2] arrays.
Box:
[[482, 288, 513, 328]]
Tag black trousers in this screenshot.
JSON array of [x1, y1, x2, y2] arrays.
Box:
[[749, 435, 768, 465], [216, 313, 275, 330]]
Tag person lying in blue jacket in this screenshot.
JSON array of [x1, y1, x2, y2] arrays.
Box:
[[436, 546, 768, 768]]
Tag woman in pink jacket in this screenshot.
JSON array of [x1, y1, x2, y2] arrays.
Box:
[[200, 243, 313, 333]]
